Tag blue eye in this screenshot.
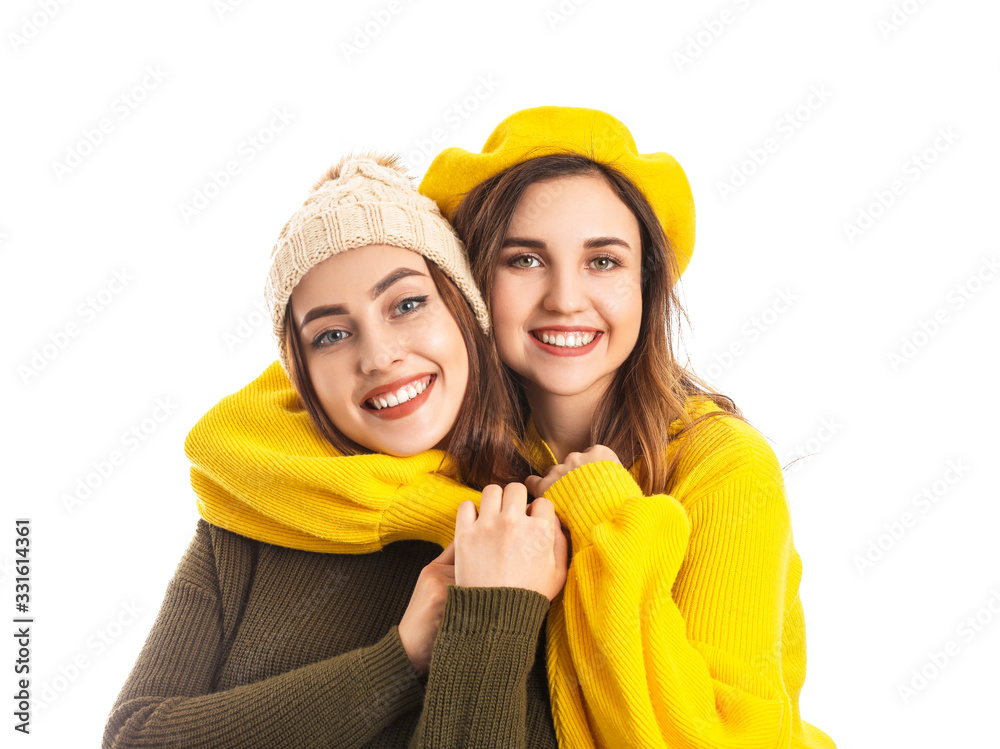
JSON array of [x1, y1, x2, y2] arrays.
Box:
[[394, 296, 429, 316], [311, 329, 350, 348]]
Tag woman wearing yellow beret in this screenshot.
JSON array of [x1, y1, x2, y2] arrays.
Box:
[[417, 105, 837, 748]]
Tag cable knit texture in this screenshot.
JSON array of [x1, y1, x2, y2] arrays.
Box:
[[103, 520, 556, 748], [183, 360, 837, 748]]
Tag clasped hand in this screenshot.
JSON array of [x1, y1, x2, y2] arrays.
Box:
[[524, 444, 623, 498], [454, 483, 568, 600], [398, 445, 622, 678]]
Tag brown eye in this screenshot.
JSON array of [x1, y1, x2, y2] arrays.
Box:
[[590, 255, 619, 270], [512, 255, 540, 269]]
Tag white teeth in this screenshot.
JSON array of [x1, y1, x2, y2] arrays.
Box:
[[537, 331, 596, 348], [366, 376, 431, 410]]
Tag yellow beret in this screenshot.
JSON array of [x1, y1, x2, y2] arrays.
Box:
[[419, 106, 696, 278]]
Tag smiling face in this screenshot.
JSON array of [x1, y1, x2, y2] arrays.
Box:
[[290, 244, 470, 457], [490, 174, 644, 406]]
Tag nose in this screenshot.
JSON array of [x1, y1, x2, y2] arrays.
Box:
[[358, 323, 406, 376], [542, 265, 586, 314]]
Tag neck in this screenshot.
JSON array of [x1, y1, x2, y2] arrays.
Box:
[[523, 381, 608, 463]]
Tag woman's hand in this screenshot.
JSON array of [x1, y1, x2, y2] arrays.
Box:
[[398, 540, 456, 679], [523, 444, 623, 499], [454, 483, 569, 602]]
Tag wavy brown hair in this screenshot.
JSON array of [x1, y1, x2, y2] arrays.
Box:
[[452, 152, 752, 495], [283, 258, 529, 491]]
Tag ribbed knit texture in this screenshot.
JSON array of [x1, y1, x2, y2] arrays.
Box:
[[185, 363, 478, 553], [184, 360, 837, 748], [103, 520, 556, 748], [526, 420, 836, 749]]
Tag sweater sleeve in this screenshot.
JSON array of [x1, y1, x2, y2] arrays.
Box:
[[406, 585, 552, 749], [103, 522, 425, 749], [539, 423, 835, 748]]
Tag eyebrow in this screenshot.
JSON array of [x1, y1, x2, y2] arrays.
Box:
[[370, 267, 426, 300], [500, 236, 633, 251], [300, 267, 427, 328]]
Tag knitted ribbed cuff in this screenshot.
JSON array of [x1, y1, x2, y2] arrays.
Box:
[[360, 626, 426, 716], [441, 586, 550, 637], [543, 460, 643, 548], [417, 587, 550, 746]]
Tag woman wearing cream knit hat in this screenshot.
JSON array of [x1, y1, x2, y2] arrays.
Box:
[[103, 153, 566, 747]]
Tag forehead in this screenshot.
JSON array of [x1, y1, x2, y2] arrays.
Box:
[[291, 245, 430, 310], [508, 174, 638, 237]]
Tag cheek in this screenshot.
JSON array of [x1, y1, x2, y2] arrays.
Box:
[[447, 333, 470, 386], [492, 332, 519, 372], [311, 360, 353, 417], [425, 316, 469, 386], [599, 275, 642, 330], [490, 276, 525, 343]]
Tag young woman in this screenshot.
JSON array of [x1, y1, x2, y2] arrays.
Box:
[[417, 105, 837, 748], [103, 154, 566, 748]]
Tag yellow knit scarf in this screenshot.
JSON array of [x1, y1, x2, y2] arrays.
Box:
[[186, 362, 480, 554]]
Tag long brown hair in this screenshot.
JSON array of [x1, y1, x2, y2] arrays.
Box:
[[452, 152, 750, 494], [283, 258, 529, 490]]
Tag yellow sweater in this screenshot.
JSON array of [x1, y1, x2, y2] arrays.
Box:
[[186, 361, 836, 749]]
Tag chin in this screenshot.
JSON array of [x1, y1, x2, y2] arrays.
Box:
[[378, 431, 449, 457], [526, 373, 603, 398], [379, 447, 423, 458], [378, 441, 436, 458]]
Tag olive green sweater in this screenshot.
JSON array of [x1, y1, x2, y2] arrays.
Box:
[[103, 519, 558, 748]]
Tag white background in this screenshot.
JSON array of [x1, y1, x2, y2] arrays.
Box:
[[4, 0, 999, 746]]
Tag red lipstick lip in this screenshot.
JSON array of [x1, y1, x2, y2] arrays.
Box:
[[362, 374, 436, 421], [360, 373, 434, 406], [528, 330, 603, 357]]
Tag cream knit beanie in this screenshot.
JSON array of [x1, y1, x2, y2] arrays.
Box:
[[264, 153, 490, 379]]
